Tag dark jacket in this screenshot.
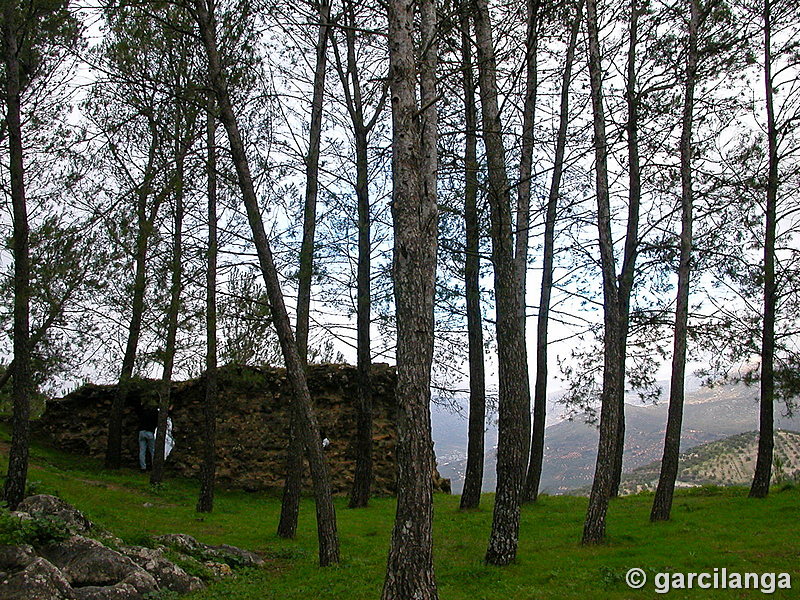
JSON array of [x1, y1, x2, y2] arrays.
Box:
[[136, 405, 159, 433]]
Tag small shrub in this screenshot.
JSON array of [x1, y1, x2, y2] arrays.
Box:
[[162, 549, 216, 581], [773, 456, 786, 484], [0, 508, 70, 546]]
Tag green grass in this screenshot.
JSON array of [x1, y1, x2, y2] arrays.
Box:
[[2, 425, 798, 599]]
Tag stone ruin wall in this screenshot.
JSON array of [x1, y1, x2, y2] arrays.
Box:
[[34, 363, 450, 496]]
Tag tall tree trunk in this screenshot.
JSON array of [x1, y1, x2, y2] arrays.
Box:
[[191, 0, 339, 566], [277, 419, 304, 538], [331, 0, 378, 509], [458, 0, 486, 511], [472, 0, 531, 566], [582, 0, 623, 545], [651, 0, 699, 522], [105, 119, 162, 470], [523, 0, 583, 503], [295, 0, 330, 359], [279, 0, 331, 536], [2, 9, 31, 510], [513, 0, 539, 365], [350, 115, 374, 509], [381, 0, 439, 595], [750, 0, 777, 499], [609, 0, 643, 498], [151, 119, 187, 486], [198, 92, 218, 514]]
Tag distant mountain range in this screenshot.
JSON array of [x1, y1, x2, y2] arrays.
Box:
[[432, 381, 800, 495]]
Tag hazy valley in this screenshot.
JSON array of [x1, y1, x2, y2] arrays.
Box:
[[433, 381, 800, 494]]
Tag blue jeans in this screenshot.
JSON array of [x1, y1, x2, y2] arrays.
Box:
[[139, 430, 155, 470]]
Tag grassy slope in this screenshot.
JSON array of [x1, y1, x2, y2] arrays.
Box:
[[2, 425, 798, 599]]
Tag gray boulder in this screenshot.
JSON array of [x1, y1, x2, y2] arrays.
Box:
[[154, 533, 263, 568], [17, 495, 93, 535], [0, 557, 73, 600], [205, 543, 265, 568], [0, 544, 37, 571], [71, 583, 139, 600], [118, 568, 159, 596], [92, 529, 124, 549], [120, 545, 204, 593], [153, 533, 200, 554], [39, 536, 157, 595]]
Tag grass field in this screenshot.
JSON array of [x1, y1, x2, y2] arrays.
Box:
[[1, 425, 798, 599]]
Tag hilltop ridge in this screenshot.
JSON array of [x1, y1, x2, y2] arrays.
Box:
[[616, 429, 800, 494]]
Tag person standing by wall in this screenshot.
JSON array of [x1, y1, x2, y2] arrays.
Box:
[[136, 403, 159, 471]]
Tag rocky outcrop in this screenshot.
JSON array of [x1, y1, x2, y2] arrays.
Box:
[[0, 544, 37, 572], [154, 534, 264, 569], [119, 546, 203, 594], [17, 496, 93, 535], [39, 536, 158, 594], [0, 557, 74, 600], [0, 495, 257, 600], [35, 363, 450, 495], [70, 582, 140, 600]]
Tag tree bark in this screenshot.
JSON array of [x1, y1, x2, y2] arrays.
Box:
[[105, 117, 163, 470], [279, 0, 331, 536], [513, 0, 539, 360], [192, 0, 339, 566], [198, 92, 218, 514], [458, 1, 486, 512], [750, 0, 777, 499], [346, 0, 375, 509], [472, 0, 531, 565], [2, 7, 32, 510], [582, 0, 624, 545], [523, 0, 583, 503], [651, 0, 699, 521], [277, 418, 304, 538], [327, 0, 382, 509], [381, 0, 439, 595], [609, 0, 643, 498], [295, 0, 331, 359], [349, 123, 374, 508], [151, 111, 187, 486]]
